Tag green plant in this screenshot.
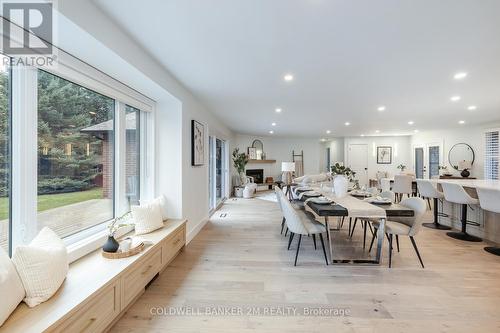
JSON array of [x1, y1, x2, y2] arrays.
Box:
[[330, 163, 356, 181], [108, 211, 132, 237], [397, 164, 407, 171], [232, 148, 248, 174]]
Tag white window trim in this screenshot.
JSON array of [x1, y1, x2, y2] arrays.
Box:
[[3, 19, 157, 261]]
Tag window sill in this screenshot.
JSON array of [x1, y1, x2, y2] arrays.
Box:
[[66, 224, 134, 264]]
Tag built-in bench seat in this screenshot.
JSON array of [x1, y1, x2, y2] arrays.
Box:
[[0, 219, 187, 333]]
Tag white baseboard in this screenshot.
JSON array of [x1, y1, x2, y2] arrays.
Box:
[[186, 215, 209, 244]]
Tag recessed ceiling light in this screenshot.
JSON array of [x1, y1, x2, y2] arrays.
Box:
[[326, 130, 331, 134], [269, 130, 274, 134], [377, 106, 386, 112], [453, 72, 468, 80], [344, 122, 350, 126], [414, 129, 419, 133], [360, 134, 365, 137], [458, 120, 466, 124], [450, 95, 461, 102], [275, 108, 282, 113], [375, 130, 380, 133], [271, 122, 276, 126], [89, 111, 96, 115], [320, 138, 326, 142], [467, 105, 477, 111], [408, 121, 414, 125], [284, 74, 294, 82]]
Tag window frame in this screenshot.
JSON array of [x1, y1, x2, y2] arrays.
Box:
[[4, 46, 156, 261]]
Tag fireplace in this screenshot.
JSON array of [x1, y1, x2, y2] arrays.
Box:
[[246, 169, 264, 184]]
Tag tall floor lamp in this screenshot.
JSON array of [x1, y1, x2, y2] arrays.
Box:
[[282, 162, 296, 184]]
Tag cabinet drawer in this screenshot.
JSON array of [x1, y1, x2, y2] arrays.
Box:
[[55, 281, 120, 333], [122, 248, 162, 306], [162, 226, 185, 266]]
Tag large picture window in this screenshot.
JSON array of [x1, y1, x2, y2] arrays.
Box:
[[0, 55, 10, 253], [37, 70, 115, 239]]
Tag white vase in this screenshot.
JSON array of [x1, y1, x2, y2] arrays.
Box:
[[239, 172, 247, 185], [333, 175, 349, 198]]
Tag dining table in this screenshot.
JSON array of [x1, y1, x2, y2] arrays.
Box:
[[293, 185, 414, 265]]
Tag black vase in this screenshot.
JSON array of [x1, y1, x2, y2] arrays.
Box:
[[103, 236, 119, 253], [461, 169, 470, 178]]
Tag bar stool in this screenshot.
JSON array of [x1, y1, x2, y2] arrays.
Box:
[[416, 179, 451, 230], [441, 182, 482, 242], [476, 186, 500, 255]]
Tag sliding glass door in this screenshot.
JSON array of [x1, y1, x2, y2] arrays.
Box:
[[209, 136, 227, 210]]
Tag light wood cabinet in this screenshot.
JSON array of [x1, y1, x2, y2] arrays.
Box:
[[162, 226, 185, 266], [53, 280, 120, 333], [0, 219, 187, 333], [122, 247, 162, 307]]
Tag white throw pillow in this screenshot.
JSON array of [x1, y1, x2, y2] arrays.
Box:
[[12, 227, 68, 308], [0, 247, 25, 326], [139, 194, 168, 221], [132, 201, 164, 235]]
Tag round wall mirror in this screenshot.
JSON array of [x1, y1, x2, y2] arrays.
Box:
[[448, 143, 475, 170], [252, 139, 264, 160]]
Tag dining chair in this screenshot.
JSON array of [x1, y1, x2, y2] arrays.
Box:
[[393, 175, 413, 202], [416, 179, 451, 230], [276, 188, 329, 266], [351, 190, 396, 248], [275, 187, 286, 235], [441, 182, 482, 242], [380, 178, 391, 192], [369, 197, 427, 268], [476, 187, 500, 255]]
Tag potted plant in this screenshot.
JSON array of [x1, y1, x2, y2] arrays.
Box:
[[439, 165, 451, 177], [103, 212, 132, 253], [232, 148, 249, 186], [330, 163, 356, 197], [397, 164, 407, 173]]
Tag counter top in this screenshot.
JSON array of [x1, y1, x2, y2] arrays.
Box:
[[429, 179, 500, 190]]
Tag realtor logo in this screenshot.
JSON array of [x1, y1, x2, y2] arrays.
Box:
[[2, 2, 53, 54]]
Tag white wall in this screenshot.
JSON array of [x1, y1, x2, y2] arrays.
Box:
[[411, 124, 500, 179], [58, 1, 234, 241], [234, 135, 323, 180], [344, 136, 412, 181], [324, 138, 345, 167]]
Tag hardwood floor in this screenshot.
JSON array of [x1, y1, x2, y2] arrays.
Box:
[[111, 193, 500, 332]]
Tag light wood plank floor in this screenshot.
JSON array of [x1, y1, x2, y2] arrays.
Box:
[[112, 194, 500, 332]]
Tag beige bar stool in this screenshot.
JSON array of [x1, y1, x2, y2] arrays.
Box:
[[476, 186, 500, 255], [441, 182, 482, 242], [416, 179, 451, 230]]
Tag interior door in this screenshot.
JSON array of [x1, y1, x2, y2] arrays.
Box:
[[413, 142, 442, 179], [348, 144, 368, 186]]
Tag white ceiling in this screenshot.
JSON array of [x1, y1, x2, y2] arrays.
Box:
[[93, 0, 500, 138]]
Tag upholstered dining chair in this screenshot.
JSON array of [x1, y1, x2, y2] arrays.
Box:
[[275, 187, 286, 235], [351, 190, 396, 248], [368, 197, 427, 268], [380, 178, 391, 192], [276, 188, 329, 266], [393, 175, 413, 202]]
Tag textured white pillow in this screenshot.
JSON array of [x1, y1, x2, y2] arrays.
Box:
[[0, 247, 25, 326], [12, 227, 68, 308], [132, 201, 164, 235], [139, 194, 168, 221]]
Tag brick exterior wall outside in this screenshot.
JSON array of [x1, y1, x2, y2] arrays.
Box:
[[102, 133, 113, 199], [101, 131, 139, 201]]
